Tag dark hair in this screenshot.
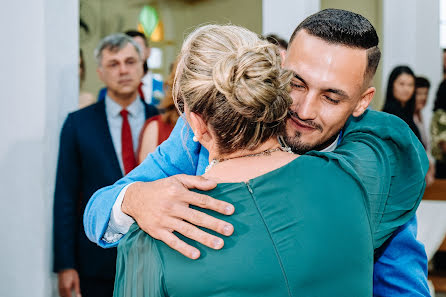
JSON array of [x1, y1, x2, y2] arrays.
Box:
[[383, 65, 421, 140], [415, 76, 430, 89], [434, 80, 446, 111], [125, 30, 148, 46], [79, 48, 85, 82], [289, 8, 381, 85], [265, 34, 288, 49], [125, 30, 149, 73]]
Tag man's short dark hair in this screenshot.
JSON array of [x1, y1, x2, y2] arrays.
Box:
[[290, 9, 381, 85], [125, 30, 148, 47], [415, 76, 430, 89]]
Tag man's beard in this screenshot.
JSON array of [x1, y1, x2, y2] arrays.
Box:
[[284, 129, 341, 154]]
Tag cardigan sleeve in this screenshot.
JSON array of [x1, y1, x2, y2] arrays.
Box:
[[308, 110, 428, 249]]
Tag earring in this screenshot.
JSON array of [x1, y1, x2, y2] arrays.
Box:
[[193, 136, 198, 142]]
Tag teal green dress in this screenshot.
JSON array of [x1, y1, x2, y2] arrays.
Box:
[[114, 111, 427, 297]]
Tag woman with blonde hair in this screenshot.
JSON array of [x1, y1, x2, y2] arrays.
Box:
[[113, 24, 422, 296]]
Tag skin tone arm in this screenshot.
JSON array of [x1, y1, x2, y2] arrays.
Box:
[[121, 174, 235, 259], [138, 121, 159, 163]]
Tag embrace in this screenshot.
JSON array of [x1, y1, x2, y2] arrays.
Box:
[[84, 9, 428, 297]]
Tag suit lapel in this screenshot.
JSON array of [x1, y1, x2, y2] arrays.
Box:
[[143, 100, 158, 120], [94, 100, 123, 178]]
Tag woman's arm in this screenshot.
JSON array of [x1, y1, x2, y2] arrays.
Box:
[[138, 120, 159, 164]]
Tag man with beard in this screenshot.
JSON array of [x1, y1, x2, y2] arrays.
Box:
[[84, 9, 429, 296]]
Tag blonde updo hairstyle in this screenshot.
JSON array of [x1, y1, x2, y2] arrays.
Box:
[[174, 24, 293, 155]]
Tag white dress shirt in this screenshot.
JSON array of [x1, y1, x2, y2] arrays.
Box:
[[101, 96, 146, 243], [105, 95, 146, 175]]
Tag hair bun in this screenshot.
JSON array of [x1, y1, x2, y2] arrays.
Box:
[[212, 45, 292, 124]]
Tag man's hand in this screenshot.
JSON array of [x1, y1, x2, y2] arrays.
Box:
[[122, 174, 235, 259], [58, 268, 81, 297]]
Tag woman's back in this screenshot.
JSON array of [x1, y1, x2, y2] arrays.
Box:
[[115, 155, 374, 297]]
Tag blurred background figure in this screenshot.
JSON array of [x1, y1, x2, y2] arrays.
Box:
[[137, 60, 179, 163], [97, 30, 164, 106], [443, 48, 446, 80], [79, 49, 95, 108], [432, 78, 446, 179], [265, 33, 288, 54], [53, 34, 158, 297], [125, 30, 164, 105], [414, 76, 436, 185], [383, 65, 422, 141]]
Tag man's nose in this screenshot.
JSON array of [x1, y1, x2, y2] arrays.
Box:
[[296, 92, 318, 120], [119, 63, 129, 74]]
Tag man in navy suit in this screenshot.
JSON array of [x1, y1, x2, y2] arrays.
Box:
[[53, 33, 158, 297]]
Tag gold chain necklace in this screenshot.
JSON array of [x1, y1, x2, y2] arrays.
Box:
[[205, 146, 293, 173]]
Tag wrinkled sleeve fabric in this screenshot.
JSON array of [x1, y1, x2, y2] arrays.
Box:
[[113, 224, 167, 297], [310, 110, 428, 248], [53, 114, 81, 272], [309, 110, 429, 296], [83, 117, 201, 248]]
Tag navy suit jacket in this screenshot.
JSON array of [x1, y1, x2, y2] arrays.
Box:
[[53, 99, 158, 279]]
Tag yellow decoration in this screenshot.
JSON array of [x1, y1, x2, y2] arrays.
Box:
[[150, 20, 164, 42], [137, 23, 146, 35]]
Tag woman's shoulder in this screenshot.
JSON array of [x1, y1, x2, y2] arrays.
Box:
[[250, 154, 363, 196], [143, 114, 162, 127]]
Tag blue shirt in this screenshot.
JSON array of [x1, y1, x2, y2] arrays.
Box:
[[84, 113, 429, 296]]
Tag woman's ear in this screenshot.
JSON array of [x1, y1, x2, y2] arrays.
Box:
[[189, 112, 209, 142]]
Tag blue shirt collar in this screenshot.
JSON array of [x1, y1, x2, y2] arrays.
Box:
[[105, 95, 144, 119]]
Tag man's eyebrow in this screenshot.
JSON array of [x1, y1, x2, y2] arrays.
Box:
[[324, 88, 349, 99], [293, 73, 307, 85], [106, 59, 118, 64]]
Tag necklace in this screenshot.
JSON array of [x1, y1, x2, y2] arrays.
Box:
[[205, 146, 293, 173]]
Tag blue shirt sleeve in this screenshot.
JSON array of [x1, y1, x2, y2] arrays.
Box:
[[373, 216, 430, 297], [83, 117, 202, 247]]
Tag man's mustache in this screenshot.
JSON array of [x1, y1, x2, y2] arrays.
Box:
[[288, 109, 323, 132]]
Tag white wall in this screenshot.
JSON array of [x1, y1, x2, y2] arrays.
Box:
[[382, 0, 442, 125], [262, 0, 320, 41], [0, 1, 78, 296]]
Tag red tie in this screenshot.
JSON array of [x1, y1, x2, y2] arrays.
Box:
[[138, 82, 145, 101], [120, 109, 137, 174]]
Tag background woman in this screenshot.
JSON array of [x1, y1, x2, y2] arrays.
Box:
[[78, 49, 96, 109], [414, 76, 435, 185], [114, 25, 422, 297], [432, 80, 446, 178], [137, 61, 179, 163], [383, 65, 422, 141]]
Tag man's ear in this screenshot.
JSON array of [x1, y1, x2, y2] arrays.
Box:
[[189, 112, 209, 142], [352, 87, 375, 117], [97, 67, 104, 83]]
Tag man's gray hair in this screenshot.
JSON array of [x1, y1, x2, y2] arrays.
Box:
[[94, 33, 143, 66]]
